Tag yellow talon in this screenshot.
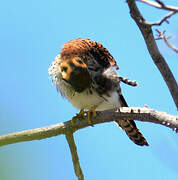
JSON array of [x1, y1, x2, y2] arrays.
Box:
[[71, 107, 97, 126], [87, 107, 97, 125], [72, 109, 86, 125]]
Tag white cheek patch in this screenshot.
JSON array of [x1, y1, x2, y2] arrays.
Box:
[[61, 71, 67, 78]]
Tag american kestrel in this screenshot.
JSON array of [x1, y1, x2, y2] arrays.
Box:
[[49, 38, 148, 146]]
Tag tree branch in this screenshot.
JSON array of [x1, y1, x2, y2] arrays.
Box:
[[126, 0, 178, 109], [155, 29, 178, 53], [0, 107, 177, 147], [151, 11, 176, 26], [138, 0, 178, 12], [65, 132, 84, 180]]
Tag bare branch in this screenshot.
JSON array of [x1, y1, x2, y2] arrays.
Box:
[[65, 132, 84, 180], [0, 107, 177, 147], [126, 0, 178, 109], [138, 0, 178, 12], [151, 11, 176, 26], [156, 0, 164, 7], [156, 29, 178, 53]]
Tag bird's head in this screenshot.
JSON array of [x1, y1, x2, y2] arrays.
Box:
[[59, 56, 92, 92]]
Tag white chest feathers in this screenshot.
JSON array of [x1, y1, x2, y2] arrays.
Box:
[[58, 80, 121, 111]]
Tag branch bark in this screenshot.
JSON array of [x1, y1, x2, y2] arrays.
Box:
[[65, 132, 84, 180], [0, 107, 177, 147], [151, 11, 176, 26], [126, 0, 178, 109], [155, 29, 178, 53], [138, 0, 178, 12]]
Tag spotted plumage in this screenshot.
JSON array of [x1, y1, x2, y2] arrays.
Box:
[[49, 38, 148, 146]]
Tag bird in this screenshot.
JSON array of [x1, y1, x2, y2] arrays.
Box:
[[48, 38, 148, 146]]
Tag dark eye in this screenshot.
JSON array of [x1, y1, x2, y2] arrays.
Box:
[[76, 59, 83, 64], [61, 66, 68, 72]]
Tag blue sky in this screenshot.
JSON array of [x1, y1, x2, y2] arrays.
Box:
[[0, 0, 178, 180]]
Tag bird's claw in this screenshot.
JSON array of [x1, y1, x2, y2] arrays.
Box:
[[71, 107, 97, 127], [87, 107, 97, 126], [71, 109, 86, 125]]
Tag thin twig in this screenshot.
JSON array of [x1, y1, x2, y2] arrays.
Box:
[[138, 0, 178, 12], [65, 132, 84, 180], [126, 0, 178, 109], [156, 29, 178, 53], [151, 11, 176, 26], [156, 0, 164, 7], [0, 107, 177, 147]]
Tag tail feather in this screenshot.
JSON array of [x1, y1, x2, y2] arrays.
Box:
[[115, 120, 149, 146], [119, 76, 138, 87], [117, 94, 149, 146]]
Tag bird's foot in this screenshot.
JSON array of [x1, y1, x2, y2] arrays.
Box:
[[71, 107, 97, 126], [87, 107, 97, 126], [72, 109, 86, 125]]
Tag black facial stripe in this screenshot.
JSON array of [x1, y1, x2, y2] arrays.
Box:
[[61, 66, 68, 72], [76, 59, 83, 64], [68, 61, 76, 69]]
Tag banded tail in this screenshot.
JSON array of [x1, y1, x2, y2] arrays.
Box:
[[116, 94, 149, 146], [119, 76, 138, 87]]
